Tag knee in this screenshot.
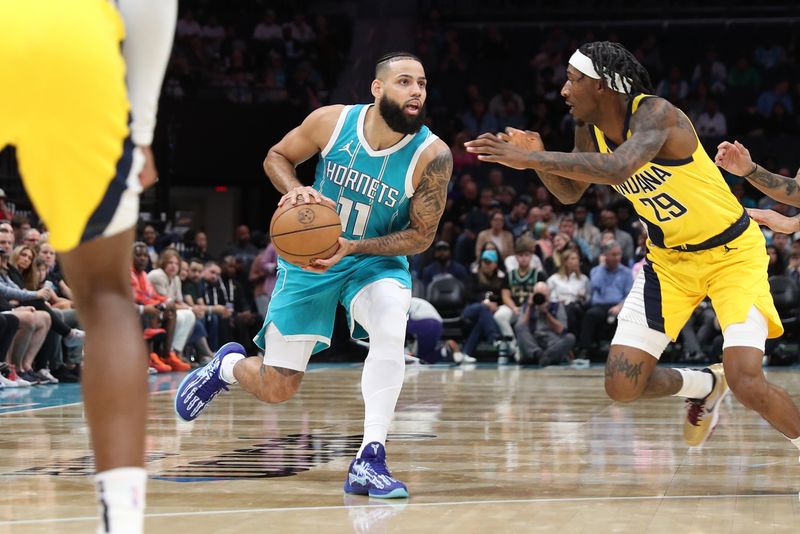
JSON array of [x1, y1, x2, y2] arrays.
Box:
[[604, 378, 643, 403], [38, 312, 51, 329], [726, 370, 769, 410]]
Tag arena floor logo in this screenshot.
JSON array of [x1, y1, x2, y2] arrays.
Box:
[[7, 452, 177, 478], [7, 433, 435, 482], [154, 432, 436, 482]]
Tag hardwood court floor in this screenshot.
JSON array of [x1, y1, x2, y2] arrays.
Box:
[[1, 364, 799, 533]]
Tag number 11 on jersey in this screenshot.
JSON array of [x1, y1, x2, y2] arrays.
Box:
[[338, 197, 370, 238]]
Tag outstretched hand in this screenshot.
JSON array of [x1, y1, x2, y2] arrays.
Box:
[[746, 208, 799, 234], [715, 140, 755, 177], [464, 128, 544, 170]]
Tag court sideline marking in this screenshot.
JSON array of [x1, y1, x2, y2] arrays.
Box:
[[1, 492, 796, 526]]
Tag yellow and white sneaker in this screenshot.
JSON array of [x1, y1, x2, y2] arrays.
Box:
[[684, 363, 729, 446]]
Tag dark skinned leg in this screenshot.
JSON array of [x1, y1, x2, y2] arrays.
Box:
[[59, 228, 147, 471]]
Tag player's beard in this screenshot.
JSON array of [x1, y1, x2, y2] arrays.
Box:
[[378, 96, 426, 135]]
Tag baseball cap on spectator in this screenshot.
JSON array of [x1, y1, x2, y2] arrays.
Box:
[[0, 189, 6, 199], [434, 240, 450, 250], [481, 249, 499, 263]]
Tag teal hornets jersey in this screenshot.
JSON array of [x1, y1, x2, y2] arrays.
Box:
[[315, 104, 439, 240]]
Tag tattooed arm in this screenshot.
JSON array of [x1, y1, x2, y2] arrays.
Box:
[[350, 143, 452, 255], [308, 142, 452, 272], [715, 140, 800, 207], [535, 126, 594, 204], [465, 98, 676, 185]]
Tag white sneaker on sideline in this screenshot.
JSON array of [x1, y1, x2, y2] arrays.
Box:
[[36, 368, 59, 384], [64, 328, 85, 348], [0, 373, 18, 388], [453, 352, 476, 364]]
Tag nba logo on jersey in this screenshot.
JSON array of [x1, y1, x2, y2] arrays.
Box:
[[316, 104, 439, 240]]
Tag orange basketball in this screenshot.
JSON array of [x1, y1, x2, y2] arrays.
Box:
[[270, 200, 342, 267]]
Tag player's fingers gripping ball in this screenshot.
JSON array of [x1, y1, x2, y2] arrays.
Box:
[[270, 197, 342, 267]]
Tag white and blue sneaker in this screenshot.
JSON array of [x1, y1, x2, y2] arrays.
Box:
[[344, 442, 408, 499], [174, 342, 244, 422]]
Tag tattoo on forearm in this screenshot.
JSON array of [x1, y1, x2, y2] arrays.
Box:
[[532, 98, 673, 185], [605, 352, 644, 386], [746, 166, 800, 200], [352, 149, 452, 256]]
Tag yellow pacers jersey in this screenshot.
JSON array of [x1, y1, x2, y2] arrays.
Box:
[[589, 94, 744, 249], [0, 0, 133, 252]]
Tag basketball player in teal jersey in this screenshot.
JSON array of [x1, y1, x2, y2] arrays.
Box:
[[175, 52, 452, 498]]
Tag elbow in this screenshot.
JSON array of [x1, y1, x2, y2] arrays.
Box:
[[264, 146, 282, 173], [610, 162, 633, 185], [553, 191, 582, 205]]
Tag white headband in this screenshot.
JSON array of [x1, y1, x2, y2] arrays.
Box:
[[568, 49, 632, 95]]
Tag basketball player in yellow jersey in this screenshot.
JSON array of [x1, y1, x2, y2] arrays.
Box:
[[0, 1, 176, 532], [466, 41, 800, 457]]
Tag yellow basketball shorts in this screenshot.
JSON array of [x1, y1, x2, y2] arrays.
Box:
[[622, 220, 782, 341], [0, 0, 139, 252]]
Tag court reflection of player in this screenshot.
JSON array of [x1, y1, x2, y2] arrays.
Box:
[[466, 41, 800, 458], [176, 52, 453, 499]]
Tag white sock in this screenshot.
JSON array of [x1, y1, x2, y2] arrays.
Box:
[[358, 354, 405, 457], [673, 368, 714, 399], [95, 467, 146, 534], [219, 353, 245, 384]]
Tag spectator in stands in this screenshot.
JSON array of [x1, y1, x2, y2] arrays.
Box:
[[514, 282, 575, 366], [253, 10, 283, 43], [772, 232, 792, 257], [727, 56, 760, 94], [141, 224, 160, 270], [220, 255, 260, 353], [249, 240, 279, 319], [574, 204, 601, 260], [656, 66, 689, 101], [461, 99, 498, 138], [767, 244, 787, 276], [11, 215, 30, 246], [680, 300, 720, 362], [22, 228, 41, 248], [222, 224, 259, 272], [9, 245, 36, 289], [496, 239, 546, 343], [38, 242, 73, 303], [461, 249, 505, 360], [475, 209, 514, 261], [286, 13, 315, 45], [695, 99, 727, 138], [130, 242, 190, 372], [505, 197, 531, 239], [147, 248, 198, 368], [544, 233, 573, 276], [422, 241, 467, 289], [599, 209, 634, 263], [691, 49, 727, 95], [757, 80, 793, 118], [487, 167, 517, 208], [489, 86, 524, 119], [201, 260, 234, 349], [555, 214, 592, 265], [547, 249, 590, 334], [454, 187, 495, 266], [576, 242, 633, 359], [0, 189, 12, 221], [765, 102, 794, 136]]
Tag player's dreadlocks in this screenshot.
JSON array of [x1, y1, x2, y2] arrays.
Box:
[[579, 41, 654, 96]]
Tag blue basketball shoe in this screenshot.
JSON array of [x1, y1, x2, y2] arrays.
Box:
[[174, 342, 244, 422], [344, 442, 409, 499]]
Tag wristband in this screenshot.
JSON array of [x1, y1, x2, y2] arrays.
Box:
[[744, 163, 758, 178]]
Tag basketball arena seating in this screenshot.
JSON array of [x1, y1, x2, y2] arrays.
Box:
[[426, 275, 466, 341]]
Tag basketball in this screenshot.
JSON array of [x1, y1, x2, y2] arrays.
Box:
[[270, 200, 342, 266]]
